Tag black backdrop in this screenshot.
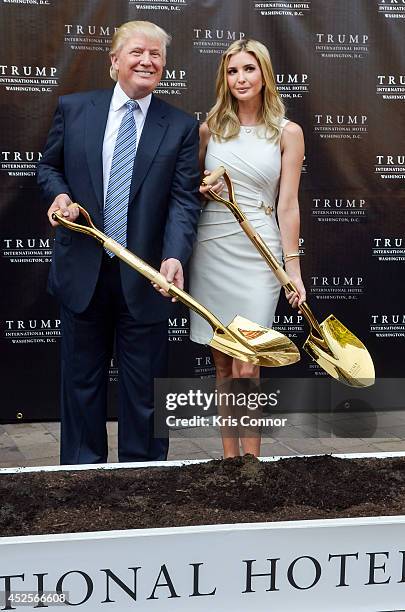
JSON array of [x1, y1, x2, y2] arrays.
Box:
[[0, 0, 404, 421]]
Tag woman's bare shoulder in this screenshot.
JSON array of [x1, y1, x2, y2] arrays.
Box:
[[281, 120, 304, 155], [283, 120, 303, 137], [199, 121, 211, 142]]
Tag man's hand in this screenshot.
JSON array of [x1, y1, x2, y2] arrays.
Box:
[[47, 194, 79, 227], [153, 258, 184, 302]]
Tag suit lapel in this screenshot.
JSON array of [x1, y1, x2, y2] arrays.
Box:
[[85, 89, 114, 211], [129, 95, 169, 203]]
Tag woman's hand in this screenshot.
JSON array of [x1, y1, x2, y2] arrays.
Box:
[[283, 263, 306, 310], [200, 169, 225, 200]]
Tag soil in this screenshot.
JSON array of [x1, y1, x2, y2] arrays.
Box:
[[1, 455, 405, 537]]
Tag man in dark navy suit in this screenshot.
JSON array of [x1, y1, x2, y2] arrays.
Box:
[[37, 21, 200, 464]]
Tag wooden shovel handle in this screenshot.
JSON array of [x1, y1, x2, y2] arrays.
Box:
[[202, 166, 226, 185]]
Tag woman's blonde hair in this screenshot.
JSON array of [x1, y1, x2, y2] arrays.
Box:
[[207, 39, 285, 142], [109, 21, 171, 81]]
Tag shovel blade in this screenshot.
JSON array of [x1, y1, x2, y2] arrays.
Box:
[[209, 315, 300, 367], [303, 315, 375, 387]]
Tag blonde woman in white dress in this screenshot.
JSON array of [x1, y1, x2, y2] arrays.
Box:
[[189, 39, 306, 458]]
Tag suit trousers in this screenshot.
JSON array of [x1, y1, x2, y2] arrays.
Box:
[[60, 252, 169, 464]]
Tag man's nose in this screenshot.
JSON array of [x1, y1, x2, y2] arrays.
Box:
[[140, 52, 152, 64]]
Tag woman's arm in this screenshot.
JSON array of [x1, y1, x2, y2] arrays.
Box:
[[199, 121, 210, 170], [277, 121, 306, 308], [199, 122, 224, 198]]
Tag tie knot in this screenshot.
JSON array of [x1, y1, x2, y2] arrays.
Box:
[[126, 99, 139, 112]]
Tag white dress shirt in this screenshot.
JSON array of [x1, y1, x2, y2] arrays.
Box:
[[102, 82, 151, 207]]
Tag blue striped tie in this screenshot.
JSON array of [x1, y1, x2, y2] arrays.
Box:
[[104, 99, 139, 256]]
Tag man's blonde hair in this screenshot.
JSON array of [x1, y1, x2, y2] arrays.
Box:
[[109, 21, 171, 81], [207, 39, 285, 142]]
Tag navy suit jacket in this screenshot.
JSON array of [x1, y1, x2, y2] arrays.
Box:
[[37, 89, 201, 323]]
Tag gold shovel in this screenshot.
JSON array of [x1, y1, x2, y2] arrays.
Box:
[[203, 167, 375, 387], [52, 205, 300, 367]]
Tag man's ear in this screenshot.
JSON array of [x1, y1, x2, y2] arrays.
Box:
[[111, 53, 119, 71]]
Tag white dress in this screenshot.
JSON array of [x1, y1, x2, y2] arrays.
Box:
[[189, 120, 289, 345]]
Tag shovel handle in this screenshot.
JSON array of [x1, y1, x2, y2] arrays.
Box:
[[52, 205, 104, 242], [204, 167, 324, 338], [103, 240, 231, 334], [53, 205, 231, 336], [52, 207, 172, 291], [202, 166, 226, 186], [240, 221, 324, 338], [105, 239, 174, 292]]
